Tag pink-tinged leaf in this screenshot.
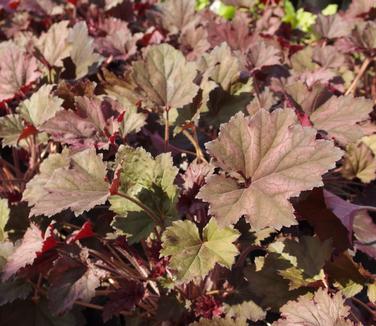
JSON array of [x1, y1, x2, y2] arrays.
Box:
[[313, 14, 353, 39], [179, 26, 210, 61], [207, 12, 254, 52], [345, 0, 375, 19], [283, 81, 332, 116], [41, 96, 127, 149], [95, 18, 142, 60], [40, 110, 98, 149], [348, 21, 376, 53], [28, 148, 109, 217], [67, 221, 95, 244], [312, 45, 346, 69], [323, 190, 361, 239], [158, 0, 198, 34], [2, 223, 55, 281], [197, 109, 343, 230], [1, 0, 20, 11], [353, 210, 376, 260], [246, 40, 281, 72], [299, 68, 336, 88], [323, 190, 376, 253], [139, 27, 165, 46], [0, 42, 40, 102], [275, 288, 354, 325], [310, 95, 374, 144], [182, 160, 214, 191], [131, 43, 199, 110]]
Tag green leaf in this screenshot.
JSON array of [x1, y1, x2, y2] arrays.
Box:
[[283, 0, 316, 32], [223, 300, 266, 322], [295, 8, 316, 32], [217, 3, 236, 20], [196, 0, 209, 10], [368, 282, 376, 303], [244, 253, 306, 310], [322, 4, 338, 16], [18, 84, 63, 127], [36, 21, 71, 68], [113, 146, 156, 200], [268, 236, 332, 290], [67, 22, 103, 79], [110, 146, 179, 241], [198, 43, 241, 92], [0, 199, 10, 241], [334, 280, 363, 298], [0, 114, 24, 147], [278, 236, 332, 278], [283, 0, 297, 27], [325, 253, 368, 298], [160, 218, 239, 283], [110, 146, 178, 213], [112, 212, 155, 244], [211, 1, 236, 20]]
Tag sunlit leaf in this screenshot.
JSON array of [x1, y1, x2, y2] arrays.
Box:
[[198, 109, 343, 229]]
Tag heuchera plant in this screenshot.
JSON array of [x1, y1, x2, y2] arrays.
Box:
[[0, 0, 376, 324]]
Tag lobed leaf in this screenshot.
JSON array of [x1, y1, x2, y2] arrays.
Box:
[[160, 218, 239, 283], [198, 109, 343, 230]]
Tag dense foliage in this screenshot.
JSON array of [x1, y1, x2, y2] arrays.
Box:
[[0, 0, 376, 324]]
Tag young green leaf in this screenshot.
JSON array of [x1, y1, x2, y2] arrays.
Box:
[[160, 218, 239, 283]]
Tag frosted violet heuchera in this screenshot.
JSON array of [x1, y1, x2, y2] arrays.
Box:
[[0, 0, 375, 324]]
